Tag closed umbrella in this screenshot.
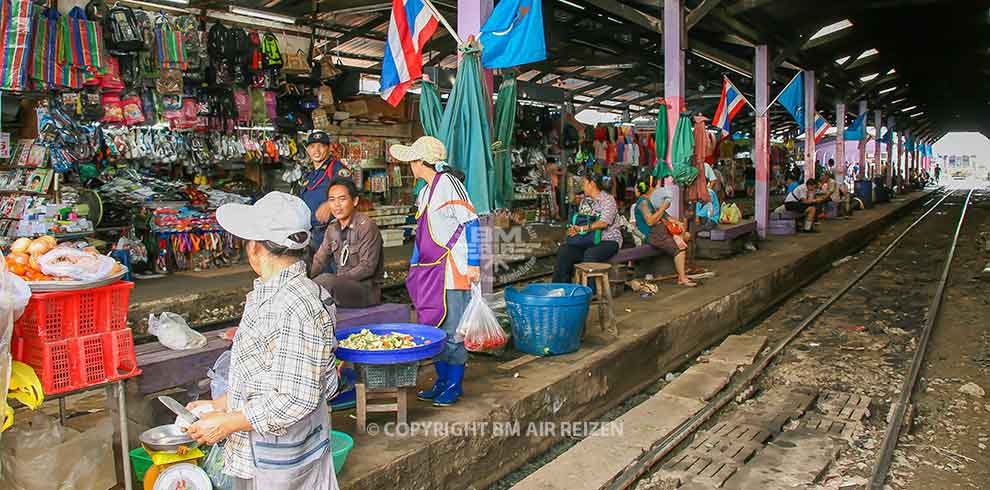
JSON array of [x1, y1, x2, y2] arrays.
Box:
[[492, 76, 517, 208], [653, 100, 671, 181], [687, 114, 711, 203], [419, 80, 443, 137], [439, 46, 495, 215], [671, 112, 697, 187]]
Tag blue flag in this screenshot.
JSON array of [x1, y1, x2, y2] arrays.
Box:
[[776, 72, 806, 129], [844, 113, 866, 141], [479, 0, 547, 69]]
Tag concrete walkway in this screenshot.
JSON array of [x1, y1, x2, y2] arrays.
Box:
[[326, 191, 932, 490]]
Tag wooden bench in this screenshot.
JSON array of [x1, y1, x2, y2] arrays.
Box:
[[768, 209, 801, 236], [608, 245, 675, 282], [696, 219, 757, 259], [133, 303, 412, 395]]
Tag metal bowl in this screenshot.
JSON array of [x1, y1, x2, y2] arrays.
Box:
[[139, 424, 198, 453]]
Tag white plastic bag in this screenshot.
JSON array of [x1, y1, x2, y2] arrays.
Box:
[[8, 275, 30, 321], [148, 312, 207, 350], [202, 443, 232, 490], [0, 415, 116, 490], [456, 285, 508, 353], [37, 248, 117, 281]]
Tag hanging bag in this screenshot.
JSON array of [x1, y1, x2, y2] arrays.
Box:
[[97, 55, 124, 92], [317, 85, 335, 108], [260, 32, 283, 69], [154, 15, 188, 70], [456, 284, 508, 353], [101, 93, 124, 123], [283, 49, 311, 75], [29, 7, 58, 88], [250, 88, 268, 124], [105, 4, 144, 52], [233, 88, 252, 124], [63, 7, 105, 74], [0, 0, 37, 90], [156, 68, 183, 94]]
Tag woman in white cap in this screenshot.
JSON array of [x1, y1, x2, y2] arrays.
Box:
[[390, 136, 480, 407], [185, 191, 340, 490]]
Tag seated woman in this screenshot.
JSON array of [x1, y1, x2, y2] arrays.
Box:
[[634, 180, 696, 287], [552, 172, 622, 283], [695, 186, 720, 231]]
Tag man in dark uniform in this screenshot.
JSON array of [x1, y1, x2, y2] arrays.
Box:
[[299, 130, 351, 252]]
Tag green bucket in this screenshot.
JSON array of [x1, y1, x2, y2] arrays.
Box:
[[332, 430, 354, 475], [129, 447, 154, 482]]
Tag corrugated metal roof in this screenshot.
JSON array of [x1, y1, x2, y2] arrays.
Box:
[[337, 37, 386, 57]]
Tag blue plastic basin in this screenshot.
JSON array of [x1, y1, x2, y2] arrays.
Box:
[[505, 283, 591, 356], [335, 323, 446, 364]]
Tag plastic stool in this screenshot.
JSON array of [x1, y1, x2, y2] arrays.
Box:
[[574, 262, 617, 337]]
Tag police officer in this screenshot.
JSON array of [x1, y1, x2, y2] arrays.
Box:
[[300, 131, 351, 251]]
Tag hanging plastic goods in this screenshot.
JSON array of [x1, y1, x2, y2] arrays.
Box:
[[0, 415, 117, 490], [456, 285, 509, 353], [63, 7, 106, 75], [0, 0, 37, 90], [153, 15, 188, 70], [148, 312, 207, 350]]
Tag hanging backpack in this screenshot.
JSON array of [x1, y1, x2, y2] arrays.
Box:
[[174, 16, 204, 72], [233, 88, 251, 124], [105, 4, 144, 53], [81, 86, 104, 121], [207, 23, 232, 86], [250, 88, 268, 124], [261, 32, 283, 69], [247, 31, 263, 72], [141, 89, 158, 124]]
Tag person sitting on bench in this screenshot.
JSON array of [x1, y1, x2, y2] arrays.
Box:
[[310, 178, 384, 308], [552, 172, 622, 283], [695, 187, 721, 231], [784, 178, 827, 233], [634, 180, 696, 287]]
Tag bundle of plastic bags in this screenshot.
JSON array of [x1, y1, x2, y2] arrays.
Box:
[[456, 285, 508, 353]]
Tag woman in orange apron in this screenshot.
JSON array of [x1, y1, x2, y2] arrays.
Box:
[[390, 137, 480, 407]]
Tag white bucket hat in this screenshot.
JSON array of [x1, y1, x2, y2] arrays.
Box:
[[217, 191, 311, 250], [389, 136, 447, 164]]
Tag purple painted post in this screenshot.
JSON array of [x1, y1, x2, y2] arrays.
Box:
[[858, 100, 867, 180], [873, 109, 882, 179], [898, 132, 904, 184], [835, 102, 846, 193], [457, 0, 494, 293], [804, 70, 816, 180], [754, 45, 769, 238], [886, 116, 894, 188], [664, 0, 685, 219]]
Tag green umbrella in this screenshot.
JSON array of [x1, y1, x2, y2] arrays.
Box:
[[652, 101, 671, 181], [671, 112, 698, 186], [419, 80, 443, 137], [492, 77, 517, 208], [439, 46, 495, 215]]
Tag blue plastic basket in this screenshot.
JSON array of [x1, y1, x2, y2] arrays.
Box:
[[505, 283, 592, 356]]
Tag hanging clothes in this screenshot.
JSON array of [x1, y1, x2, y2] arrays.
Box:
[[686, 114, 711, 203]]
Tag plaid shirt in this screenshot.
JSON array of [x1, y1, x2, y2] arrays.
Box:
[[224, 261, 338, 479]]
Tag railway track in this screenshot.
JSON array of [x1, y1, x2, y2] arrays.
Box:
[[600, 188, 975, 490]]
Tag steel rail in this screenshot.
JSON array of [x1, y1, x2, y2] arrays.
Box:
[[606, 189, 959, 490], [867, 188, 974, 489]]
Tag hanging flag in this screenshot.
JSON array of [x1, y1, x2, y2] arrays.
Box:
[[479, 0, 546, 69], [843, 113, 866, 141], [711, 76, 749, 134], [813, 112, 830, 143], [775, 71, 806, 128], [380, 0, 439, 106]]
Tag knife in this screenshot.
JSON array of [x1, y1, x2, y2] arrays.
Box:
[[158, 395, 199, 423]]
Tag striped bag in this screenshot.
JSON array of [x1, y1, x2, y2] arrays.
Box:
[[62, 6, 105, 75], [29, 7, 57, 88], [53, 10, 91, 89], [154, 18, 187, 70], [0, 0, 36, 90]]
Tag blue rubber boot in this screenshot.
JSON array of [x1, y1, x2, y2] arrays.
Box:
[[432, 364, 464, 407], [417, 361, 448, 401]]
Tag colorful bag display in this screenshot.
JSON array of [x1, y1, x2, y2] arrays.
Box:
[[29, 7, 57, 88], [0, 0, 37, 90], [233, 89, 251, 124], [121, 95, 145, 126], [61, 7, 105, 75], [101, 93, 123, 123], [154, 17, 187, 70], [97, 55, 124, 91]]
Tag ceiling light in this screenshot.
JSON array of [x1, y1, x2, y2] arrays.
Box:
[[891, 98, 908, 105], [229, 6, 296, 24], [121, 0, 188, 12], [879, 86, 897, 94], [860, 73, 879, 82], [809, 19, 853, 41], [909, 112, 924, 118], [856, 48, 879, 60], [835, 56, 851, 65], [558, 0, 585, 9], [901, 105, 918, 112], [887, 68, 896, 75]]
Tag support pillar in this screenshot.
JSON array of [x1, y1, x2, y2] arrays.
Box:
[[873, 109, 882, 179], [663, 0, 685, 219], [886, 116, 894, 188], [857, 100, 868, 180], [835, 102, 846, 198], [803, 70, 816, 180], [898, 132, 904, 184], [458, 0, 494, 293], [754, 45, 770, 238]]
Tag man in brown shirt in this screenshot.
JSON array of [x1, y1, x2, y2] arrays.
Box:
[[310, 178, 384, 308]]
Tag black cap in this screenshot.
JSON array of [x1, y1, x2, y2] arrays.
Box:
[[306, 131, 331, 146]]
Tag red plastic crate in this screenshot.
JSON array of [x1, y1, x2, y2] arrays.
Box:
[[15, 281, 134, 341], [18, 328, 141, 396]]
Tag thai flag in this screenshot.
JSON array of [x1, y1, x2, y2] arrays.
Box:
[[711, 76, 748, 134], [380, 0, 439, 106], [813, 112, 830, 143]]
